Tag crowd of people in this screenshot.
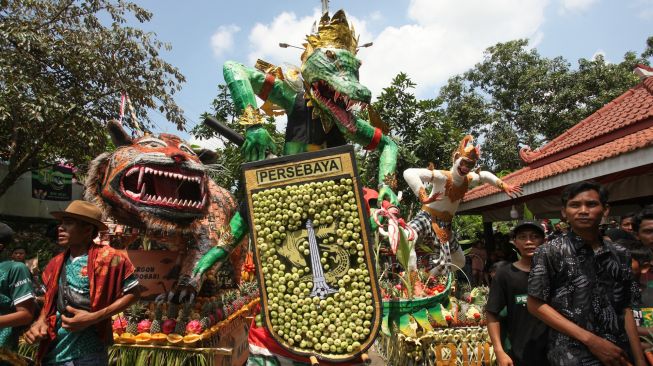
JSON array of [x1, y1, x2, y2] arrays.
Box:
[[486, 180, 653, 366], [0, 180, 652, 366], [0, 200, 138, 365]]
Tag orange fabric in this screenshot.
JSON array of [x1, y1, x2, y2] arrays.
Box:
[[38, 243, 135, 362]]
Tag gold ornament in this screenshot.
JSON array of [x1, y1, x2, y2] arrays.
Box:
[[301, 10, 359, 62], [238, 105, 266, 126]]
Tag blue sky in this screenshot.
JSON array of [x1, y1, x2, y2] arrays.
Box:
[[133, 0, 652, 147]]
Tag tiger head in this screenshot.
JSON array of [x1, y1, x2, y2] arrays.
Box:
[[85, 121, 218, 232]]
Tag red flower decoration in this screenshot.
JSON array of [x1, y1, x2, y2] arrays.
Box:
[[80, 266, 88, 277]]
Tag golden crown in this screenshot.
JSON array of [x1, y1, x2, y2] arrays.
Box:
[[301, 10, 359, 61]]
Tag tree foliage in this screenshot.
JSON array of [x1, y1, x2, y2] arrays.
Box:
[[439, 39, 650, 171], [191, 85, 284, 201], [0, 0, 186, 197], [359, 73, 465, 218]]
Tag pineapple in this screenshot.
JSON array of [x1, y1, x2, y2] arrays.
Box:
[[199, 302, 212, 332], [232, 290, 245, 312], [239, 281, 259, 303], [174, 302, 192, 335], [222, 290, 236, 316], [124, 302, 145, 334], [150, 303, 163, 334]]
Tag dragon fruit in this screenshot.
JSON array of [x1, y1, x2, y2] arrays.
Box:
[[215, 307, 225, 322], [137, 319, 152, 334], [112, 316, 128, 335], [162, 319, 177, 335], [186, 320, 203, 335]]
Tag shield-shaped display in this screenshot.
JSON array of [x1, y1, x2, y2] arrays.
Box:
[[242, 146, 382, 362]]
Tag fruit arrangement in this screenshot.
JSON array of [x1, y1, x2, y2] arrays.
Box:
[[376, 326, 494, 365], [250, 178, 379, 357], [380, 272, 449, 300], [112, 282, 259, 347]]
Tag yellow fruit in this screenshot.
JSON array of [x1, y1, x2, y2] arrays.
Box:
[[119, 333, 136, 344], [151, 333, 167, 344], [166, 333, 183, 344], [134, 333, 152, 344], [183, 334, 201, 345]]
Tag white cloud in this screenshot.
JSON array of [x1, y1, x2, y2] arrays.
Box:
[[559, 0, 599, 13], [246, 9, 372, 66], [188, 136, 225, 151], [368, 11, 383, 22], [245, 0, 548, 98], [636, 0, 653, 19], [361, 0, 549, 96], [210, 25, 240, 58]]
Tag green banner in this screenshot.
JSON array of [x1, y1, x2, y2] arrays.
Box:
[[32, 165, 73, 201]]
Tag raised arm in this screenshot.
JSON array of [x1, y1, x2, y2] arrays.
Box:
[[223, 61, 297, 161], [223, 61, 296, 113], [478, 171, 522, 198], [403, 168, 447, 204]]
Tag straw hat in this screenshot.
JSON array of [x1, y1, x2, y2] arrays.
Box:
[[50, 200, 108, 231]]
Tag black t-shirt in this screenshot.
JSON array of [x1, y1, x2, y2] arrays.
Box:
[[487, 263, 549, 366]]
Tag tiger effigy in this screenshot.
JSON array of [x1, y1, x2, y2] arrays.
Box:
[[85, 121, 238, 300]]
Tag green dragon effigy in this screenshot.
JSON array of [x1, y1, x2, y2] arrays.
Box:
[[192, 10, 399, 281], [193, 8, 400, 365]]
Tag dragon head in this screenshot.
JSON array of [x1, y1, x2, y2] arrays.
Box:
[[85, 121, 218, 232], [301, 10, 371, 134]]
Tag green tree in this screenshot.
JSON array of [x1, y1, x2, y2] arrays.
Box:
[[360, 73, 464, 218], [439, 38, 650, 171], [191, 85, 283, 201], [642, 36, 653, 59], [0, 0, 186, 197]]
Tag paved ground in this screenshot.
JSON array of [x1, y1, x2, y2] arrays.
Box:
[[367, 346, 386, 365]]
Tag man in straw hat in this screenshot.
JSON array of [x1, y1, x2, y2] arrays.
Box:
[[25, 200, 139, 365]]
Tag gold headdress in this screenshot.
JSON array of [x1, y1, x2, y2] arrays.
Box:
[[301, 10, 359, 62], [452, 135, 481, 163]]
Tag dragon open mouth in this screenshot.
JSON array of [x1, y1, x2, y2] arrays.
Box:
[[310, 80, 367, 133], [120, 165, 207, 211]]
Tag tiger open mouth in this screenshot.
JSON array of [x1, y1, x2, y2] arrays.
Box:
[[120, 165, 207, 211], [310, 80, 367, 133]]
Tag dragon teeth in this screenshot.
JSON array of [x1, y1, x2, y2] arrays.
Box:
[[138, 167, 144, 190], [125, 167, 139, 176]]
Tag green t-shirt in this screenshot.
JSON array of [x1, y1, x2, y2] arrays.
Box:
[[0, 260, 35, 351], [44, 255, 138, 363]]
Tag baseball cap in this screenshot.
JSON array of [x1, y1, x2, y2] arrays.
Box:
[[511, 220, 545, 238]]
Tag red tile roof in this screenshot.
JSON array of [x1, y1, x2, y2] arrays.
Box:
[[464, 76, 653, 202]]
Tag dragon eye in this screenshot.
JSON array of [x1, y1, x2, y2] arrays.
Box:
[[325, 50, 336, 60], [138, 138, 166, 148], [179, 144, 196, 156]]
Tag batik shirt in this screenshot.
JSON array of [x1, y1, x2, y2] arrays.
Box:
[[528, 232, 639, 366], [0, 261, 35, 350], [44, 255, 138, 364]]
